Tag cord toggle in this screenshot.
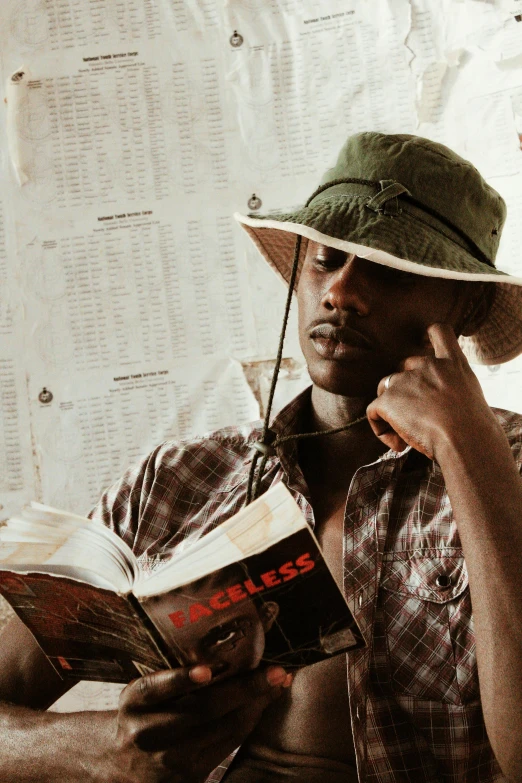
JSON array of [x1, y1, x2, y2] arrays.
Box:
[[251, 429, 277, 457]]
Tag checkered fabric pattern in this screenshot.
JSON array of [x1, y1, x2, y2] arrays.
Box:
[[90, 387, 522, 782]]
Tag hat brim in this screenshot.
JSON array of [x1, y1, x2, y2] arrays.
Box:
[[235, 203, 522, 366]]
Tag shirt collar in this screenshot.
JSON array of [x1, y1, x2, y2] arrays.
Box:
[[268, 385, 431, 479], [270, 385, 313, 439]]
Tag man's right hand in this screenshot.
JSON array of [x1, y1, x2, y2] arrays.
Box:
[[109, 664, 292, 783], [0, 616, 291, 782]]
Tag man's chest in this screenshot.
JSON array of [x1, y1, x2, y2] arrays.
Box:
[[224, 495, 358, 776]]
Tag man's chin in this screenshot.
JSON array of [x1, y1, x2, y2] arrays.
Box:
[[307, 363, 380, 399]]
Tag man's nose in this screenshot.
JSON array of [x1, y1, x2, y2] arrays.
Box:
[[320, 255, 372, 316]]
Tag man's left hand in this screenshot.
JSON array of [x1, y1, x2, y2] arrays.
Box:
[[366, 322, 496, 459]]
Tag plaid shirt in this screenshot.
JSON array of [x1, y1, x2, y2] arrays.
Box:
[[91, 387, 522, 782]]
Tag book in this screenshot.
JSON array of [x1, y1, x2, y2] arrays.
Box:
[[0, 483, 365, 684]]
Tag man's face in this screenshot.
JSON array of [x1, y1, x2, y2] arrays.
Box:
[[297, 241, 469, 397]]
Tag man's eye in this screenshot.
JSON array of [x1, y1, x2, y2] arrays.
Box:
[[313, 255, 343, 270]]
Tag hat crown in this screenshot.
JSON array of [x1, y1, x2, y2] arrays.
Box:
[[319, 132, 506, 264]]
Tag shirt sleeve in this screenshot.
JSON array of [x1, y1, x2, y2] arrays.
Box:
[[86, 432, 251, 561], [88, 443, 169, 553]]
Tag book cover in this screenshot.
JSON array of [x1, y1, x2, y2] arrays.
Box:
[[0, 572, 171, 682], [141, 527, 364, 681]]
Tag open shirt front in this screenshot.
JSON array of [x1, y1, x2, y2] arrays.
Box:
[[91, 387, 520, 782]]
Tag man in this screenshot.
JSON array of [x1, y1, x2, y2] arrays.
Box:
[[0, 132, 522, 782]]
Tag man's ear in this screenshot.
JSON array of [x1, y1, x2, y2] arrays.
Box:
[[460, 284, 496, 336], [259, 601, 279, 632]]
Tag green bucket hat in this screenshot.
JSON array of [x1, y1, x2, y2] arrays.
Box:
[[235, 132, 522, 365]]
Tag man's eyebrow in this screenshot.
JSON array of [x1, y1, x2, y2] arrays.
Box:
[[313, 245, 346, 257]]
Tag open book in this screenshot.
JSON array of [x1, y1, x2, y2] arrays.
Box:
[[0, 483, 364, 683]]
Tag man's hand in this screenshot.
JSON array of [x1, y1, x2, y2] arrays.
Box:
[[0, 614, 291, 783], [366, 323, 498, 458], [108, 664, 291, 783]]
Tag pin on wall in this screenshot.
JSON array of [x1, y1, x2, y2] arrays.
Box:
[[230, 30, 244, 47], [248, 193, 262, 210], [38, 387, 53, 404]]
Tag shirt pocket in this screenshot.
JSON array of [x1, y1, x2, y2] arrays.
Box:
[[380, 553, 479, 705]]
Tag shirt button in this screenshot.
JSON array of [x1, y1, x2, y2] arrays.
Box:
[[358, 591, 363, 608], [435, 573, 452, 589]]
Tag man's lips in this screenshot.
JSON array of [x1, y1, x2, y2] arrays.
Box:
[[309, 324, 372, 359], [309, 324, 372, 347]]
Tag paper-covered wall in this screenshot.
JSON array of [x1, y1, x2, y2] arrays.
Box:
[[1, 0, 522, 710]]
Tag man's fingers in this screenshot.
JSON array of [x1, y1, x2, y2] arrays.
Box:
[[377, 373, 395, 396], [377, 357, 427, 395], [366, 410, 408, 453], [377, 325, 463, 395], [190, 699, 276, 761], [118, 666, 290, 753], [120, 708, 200, 751], [397, 355, 427, 372], [120, 667, 212, 710], [121, 664, 289, 716], [426, 322, 462, 360], [173, 666, 290, 723]]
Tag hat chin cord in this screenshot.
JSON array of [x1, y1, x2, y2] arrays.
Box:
[[244, 179, 375, 507]]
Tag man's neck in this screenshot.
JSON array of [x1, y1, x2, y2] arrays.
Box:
[[297, 385, 388, 496], [308, 384, 371, 432]]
